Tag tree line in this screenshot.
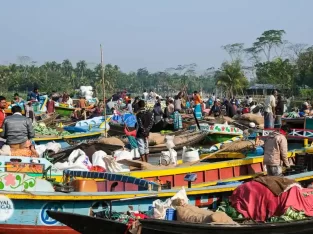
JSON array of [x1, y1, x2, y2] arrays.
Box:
[[1, 29, 313, 98]]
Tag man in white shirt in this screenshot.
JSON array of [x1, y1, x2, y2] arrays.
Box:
[[212, 93, 216, 101], [264, 90, 277, 128], [143, 90, 148, 101], [248, 96, 253, 105]]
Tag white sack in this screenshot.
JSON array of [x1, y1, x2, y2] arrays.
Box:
[[152, 187, 189, 219], [54, 149, 92, 171]]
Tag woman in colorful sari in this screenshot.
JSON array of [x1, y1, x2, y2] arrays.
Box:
[[193, 91, 202, 120]]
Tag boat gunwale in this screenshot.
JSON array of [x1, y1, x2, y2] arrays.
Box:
[[4, 170, 313, 200]]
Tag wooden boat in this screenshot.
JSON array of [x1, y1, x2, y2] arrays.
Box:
[[149, 131, 207, 153], [47, 210, 313, 234], [139, 218, 313, 234], [55, 105, 76, 117], [2, 169, 313, 233], [48, 211, 126, 234], [34, 130, 104, 148], [189, 123, 243, 144], [29, 136, 311, 187]]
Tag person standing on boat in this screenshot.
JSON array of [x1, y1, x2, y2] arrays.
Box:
[[0, 96, 6, 128], [24, 97, 36, 123], [135, 100, 154, 162], [264, 90, 277, 129], [174, 94, 182, 112], [78, 96, 87, 108], [12, 93, 24, 105], [46, 95, 55, 114], [127, 100, 133, 113], [153, 102, 163, 124], [167, 100, 175, 117], [275, 95, 284, 128], [224, 100, 235, 118], [132, 97, 140, 113], [208, 101, 221, 117], [143, 90, 148, 101], [263, 126, 290, 176], [28, 88, 40, 102], [193, 91, 202, 120]]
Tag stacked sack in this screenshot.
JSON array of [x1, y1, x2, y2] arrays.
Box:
[[234, 113, 264, 129], [176, 203, 237, 224]]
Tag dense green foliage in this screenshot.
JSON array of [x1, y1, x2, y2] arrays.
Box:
[[2, 29, 313, 98], [0, 60, 216, 97]]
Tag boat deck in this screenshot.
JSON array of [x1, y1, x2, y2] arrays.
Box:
[[4, 170, 313, 200]]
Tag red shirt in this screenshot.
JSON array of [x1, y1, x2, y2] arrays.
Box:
[[242, 107, 250, 114], [47, 100, 55, 113], [0, 110, 5, 128]]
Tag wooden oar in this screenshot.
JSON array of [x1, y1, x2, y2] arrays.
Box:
[[188, 138, 242, 166]]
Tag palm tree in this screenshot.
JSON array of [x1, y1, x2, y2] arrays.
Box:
[[215, 59, 249, 97], [76, 60, 87, 80], [62, 59, 73, 77]]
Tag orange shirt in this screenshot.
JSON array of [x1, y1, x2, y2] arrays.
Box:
[[194, 94, 202, 105], [79, 99, 86, 108]]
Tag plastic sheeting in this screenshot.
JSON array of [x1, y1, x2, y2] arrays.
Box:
[[230, 180, 313, 221]]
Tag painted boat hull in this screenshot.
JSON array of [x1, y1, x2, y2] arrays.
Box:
[[1, 170, 313, 232], [139, 218, 313, 234], [55, 106, 76, 117], [34, 132, 103, 148], [46, 211, 313, 234], [204, 134, 238, 145], [47, 211, 126, 234], [0, 224, 78, 234]]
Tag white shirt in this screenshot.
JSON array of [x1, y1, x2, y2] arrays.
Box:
[[143, 92, 148, 100], [66, 97, 73, 106], [264, 95, 276, 113], [127, 103, 133, 113], [248, 97, 253, 104]]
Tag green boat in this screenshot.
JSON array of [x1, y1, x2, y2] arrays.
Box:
[[55, 105, 76, 117], [189, 123, 243, 144]]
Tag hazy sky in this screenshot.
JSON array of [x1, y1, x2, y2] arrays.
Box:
[[1, 0, 313, 73]]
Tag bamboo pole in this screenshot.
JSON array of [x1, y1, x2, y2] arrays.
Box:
[[100, 44, 107, 137]]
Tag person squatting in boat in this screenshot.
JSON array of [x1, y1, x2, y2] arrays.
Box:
[[1, 105, 38, 157], [135, 100, 154, 162], [263, 125, 290, 176]]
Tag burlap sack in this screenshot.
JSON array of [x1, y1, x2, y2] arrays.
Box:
[[209, 212, 237, 224], [149, 133, 165, 146], [236, 119, 251, 126], [98, 137, 124, 146], [221, 116, 235, 123], [176, 204, 236, 224], [221, 140, 255, 152], [241, 113, 264, 125], [176, 205, 214, 223]]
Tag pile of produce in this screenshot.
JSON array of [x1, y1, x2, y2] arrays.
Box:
[[34, 123, 72, 137], [217, 200, 243, 219], [217, 200, 308, 222], [283, 112, 300, 118], [269, 207, 307, 222]]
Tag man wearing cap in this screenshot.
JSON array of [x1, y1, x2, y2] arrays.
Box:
[[263, 126, 290, 176]]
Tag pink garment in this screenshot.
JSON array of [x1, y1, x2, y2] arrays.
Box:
[[230, 181, 313, 221]]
